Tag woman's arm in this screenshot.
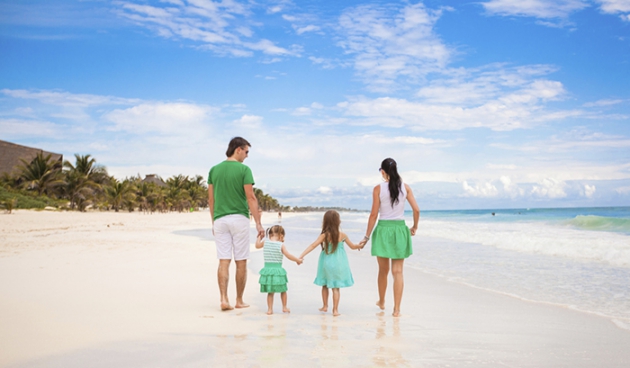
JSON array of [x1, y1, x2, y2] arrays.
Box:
[[255, 234, 265, 249], [405, 183, 420, 236], [299, 233, 326, 259], [282, 245, 303, 265], [341, 232, 362, 250], [360, 185, 381, 246]]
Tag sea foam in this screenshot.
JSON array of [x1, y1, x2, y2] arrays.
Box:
[[417, 219, 630, 268]]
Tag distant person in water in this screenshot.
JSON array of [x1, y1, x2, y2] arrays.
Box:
[[208, 137, 265, 311], [359, 158, 420, 317]]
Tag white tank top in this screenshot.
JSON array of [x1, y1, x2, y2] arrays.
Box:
[[379, 181, 407, 220]]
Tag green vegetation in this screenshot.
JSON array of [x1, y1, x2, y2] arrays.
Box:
[[0, 152, 285, 213]]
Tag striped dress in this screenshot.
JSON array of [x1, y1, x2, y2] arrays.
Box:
[[258, 240, 288, 293]]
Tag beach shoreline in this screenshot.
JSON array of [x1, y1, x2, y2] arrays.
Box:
[[1, 210, 630, 367]]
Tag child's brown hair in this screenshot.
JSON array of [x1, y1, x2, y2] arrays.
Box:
[[266, 225, 285, 241], [320, 210, 341, 254]]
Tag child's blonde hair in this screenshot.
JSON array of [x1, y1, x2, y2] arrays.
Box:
[[320, 210, 341, 254], [267, 225, 285, 241]]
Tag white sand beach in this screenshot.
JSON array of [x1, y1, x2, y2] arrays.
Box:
[[1, 210, 630, 367]]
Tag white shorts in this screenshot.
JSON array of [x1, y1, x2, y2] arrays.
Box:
[[214, 214, 250, 261]]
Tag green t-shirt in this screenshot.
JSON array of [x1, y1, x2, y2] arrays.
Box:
[[208, 160, 255, 221]]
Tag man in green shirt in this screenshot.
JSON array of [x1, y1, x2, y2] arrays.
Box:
[[208, 137, 264, 311]]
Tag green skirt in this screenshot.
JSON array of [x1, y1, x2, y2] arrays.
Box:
[[371, 220, 412, 259], [259, 262, 288, 293]]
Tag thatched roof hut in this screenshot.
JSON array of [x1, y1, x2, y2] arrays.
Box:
[[0, 140, 63, 176], [142, 174, 166, 187]]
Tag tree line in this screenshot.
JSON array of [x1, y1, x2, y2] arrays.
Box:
[[0, 152, 284, 213]]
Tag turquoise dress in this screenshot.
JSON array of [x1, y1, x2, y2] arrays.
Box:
[[314, 240, 354, 288], [258, 240, 288, 293]]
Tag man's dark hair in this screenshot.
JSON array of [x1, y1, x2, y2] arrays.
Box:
[[226, 137, 251, 157]]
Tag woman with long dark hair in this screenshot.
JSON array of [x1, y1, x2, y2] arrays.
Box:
[[359, 158, 420, 317]]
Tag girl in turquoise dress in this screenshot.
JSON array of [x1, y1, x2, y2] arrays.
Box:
[[300, 210, 364, 316], [256, 225, 302, 315]]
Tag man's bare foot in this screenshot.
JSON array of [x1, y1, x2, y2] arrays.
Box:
[[319, 306, 328, 312], [221, 302, 234, 311], [283, 307, 290, 313], [267, 310, 273, 315], [376, 300, 385, 310], [235, 302, 250, 309], [333, 310, 340, 316], [392, 310, 401, 317]]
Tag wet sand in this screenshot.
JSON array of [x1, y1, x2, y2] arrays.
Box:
[[1, 210, 629, 367]]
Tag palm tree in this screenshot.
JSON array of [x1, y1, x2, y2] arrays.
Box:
[[62, 154, 109, 210], [105, 178, 136, 212], [186, 175, 208, 210], [17, 152, 63, 196]]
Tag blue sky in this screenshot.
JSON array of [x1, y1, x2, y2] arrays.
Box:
[[1, 0, 629, 210]]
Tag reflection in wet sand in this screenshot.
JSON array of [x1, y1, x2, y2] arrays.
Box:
[[373, 315, 409, 366], [258, 315, 288, 365]]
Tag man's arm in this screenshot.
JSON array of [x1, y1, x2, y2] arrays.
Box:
[[207, 184, 214, 226], [244, 184, 264, 237]]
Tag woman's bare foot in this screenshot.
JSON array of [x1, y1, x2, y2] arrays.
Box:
[[235, 302, 250, 309], [221, 302, 234, 311], [319, 306, 328, 312], [376, 300, 385, 310], [392, 310, 401, 317], [333, 309, 340, 317], [266, 309, 273, 315], [283, 307, 291, 313]]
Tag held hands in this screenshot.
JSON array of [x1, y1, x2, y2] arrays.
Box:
[[256, 223, 265, 238], [295, 258, 303, 265]]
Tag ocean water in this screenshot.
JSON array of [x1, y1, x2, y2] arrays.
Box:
[[272, 207, 630, 329]]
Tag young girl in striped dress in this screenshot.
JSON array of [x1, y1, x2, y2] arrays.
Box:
[[256, 225, 302, 315]]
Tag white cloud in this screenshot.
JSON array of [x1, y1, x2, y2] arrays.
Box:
[[292, 107, 312, 116], [331, 62, 577, 131], [582, 184, 597, 198], [531, 178, 567, 198], [462, 180, 499, 197], [481, 0, 589, 19], [1, 88, 138, 107], [115, 0, 296, 57], [358, 135, 446, 146], [487, 164, 517, 170], [318, 186, 332, 194], [295, 24, 320, 34], [0, 118, 60, 138], [309, 56, 337, 69], [104, 102, 214, 134], [596, 0, 630, 21], [233, 114, 263, 128], [500, 175, 525, 197], [583, 98, 626, 107], [615, 186, 630, 195], [337, 3, 451, 92]]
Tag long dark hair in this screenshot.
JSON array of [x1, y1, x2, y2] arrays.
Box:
[[381, 158, 402, 207], [320, 210, 341, 254]]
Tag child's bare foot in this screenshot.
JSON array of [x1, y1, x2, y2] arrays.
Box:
[[392, 309, 401, 317], [267, 310, 273, 315], [319, 306, 328, 312], [283, 307, 291, 313], [235, 302, 250, 309], [221, 302, 234, 311], [333, 309, 340, 317], [376, 300, 385, 310]]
